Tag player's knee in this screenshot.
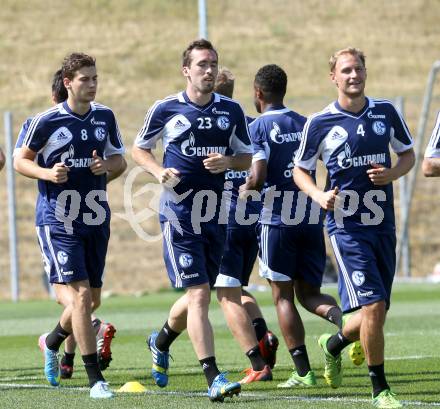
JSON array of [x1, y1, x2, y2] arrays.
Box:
[[72, 287, 93, 313], [363, 300, 386, 321], [187, 286, 211, 309], [55, 295, 64, 306], [271, 283, 293, 306], [216, 287, 240, 304], [271, 290, 287, 306], [294, 287, 307, 306]]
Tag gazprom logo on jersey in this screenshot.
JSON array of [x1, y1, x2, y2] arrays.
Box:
[[367, 111, 386, 119], [212, 107, 230, 115], [181, 132, 227, 157], [90, 117, 106, 126], [60, 144, 93, 168], [270, 122, 301, 144], [337, 143, 386, 169], [225, 169, 249, 180]]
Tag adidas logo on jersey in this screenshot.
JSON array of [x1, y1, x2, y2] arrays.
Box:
[[225, 169, 249, 180], [174, 119, 186, 129]]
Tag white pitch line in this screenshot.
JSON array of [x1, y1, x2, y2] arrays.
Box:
[[386, 355, 437, 361], [0, 383, 438, 407], [0, 376, 42, 382]]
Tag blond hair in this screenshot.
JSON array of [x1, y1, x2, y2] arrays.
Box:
[[214, 67, 235, 98], [329, 47, 366, 72]]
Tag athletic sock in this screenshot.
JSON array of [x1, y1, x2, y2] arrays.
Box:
[[252, 318, 268, 341], [326, 306, 343, 329], [245, 345, 266, 371], [82, 353, 105, 387], [155, 321, 180, 351], [289, 345, 311, 377], [369, 363, 390, 398], [326, 331, 351, 357], [199, 356, 220, 387], [92, 318, 102, 333], [62, 352, 75, 367], [45, 322, 71, 351]]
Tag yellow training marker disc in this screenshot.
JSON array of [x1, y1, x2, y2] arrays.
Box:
[[118, 381, 147, 393]]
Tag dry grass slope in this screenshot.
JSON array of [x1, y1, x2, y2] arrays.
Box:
[[1, 0, 440, 298]]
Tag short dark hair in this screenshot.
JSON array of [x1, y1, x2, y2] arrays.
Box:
[[51, 69, 68, 103], [214, 67, 234, 98], [182, 39, 218, 67], [254, 64, 287, 99], [61, 52, 96, 80]]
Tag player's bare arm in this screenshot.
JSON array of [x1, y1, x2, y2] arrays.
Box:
[[14, 146, 69, 184], [132, 145, 180, 185], [0, 147, 5, 171], [105, 155, 127, 183], [293, 166, 339, 211], [422, 156, 440, 177], [238, 159, 266, 199], [203, 152, 251, 174], [89, 150, 126, 181], [367, 148, 415, 185]]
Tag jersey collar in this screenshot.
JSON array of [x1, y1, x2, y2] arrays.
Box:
[[60, 101, 94, 121], [260, 105, 289, 117], [331, 97, 374, 119], [178, 91, 219, 111]]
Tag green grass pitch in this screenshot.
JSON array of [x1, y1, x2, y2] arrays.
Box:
[[0, 283, 439, 408]]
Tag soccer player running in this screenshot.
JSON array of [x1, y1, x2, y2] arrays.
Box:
[[132, 39, 252, 401], [15, 69, 121, 379], [422, 111, 440, 177], [240, 64, 344, 388], [14, 53, 126, 399], [294, 48, 415, 408], [213, 67, 277, 383]]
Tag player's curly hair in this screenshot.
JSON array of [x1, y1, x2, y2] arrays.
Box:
[[51, 69, 68, 103], [254, 64, 287, 99], [182, 39, 218, 67], [61, 52, 96, 80], [329, 47, 366, 72]]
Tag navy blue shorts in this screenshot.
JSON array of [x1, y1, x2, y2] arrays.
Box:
[[258, 223, 326, 286], [36, 224, 110, 288], [161, 220, 226, 288], [329, 230, 396, 313], [216, 224, 259, 287]]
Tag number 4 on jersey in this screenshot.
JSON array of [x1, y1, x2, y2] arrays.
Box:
[[356, 124, 365, 137]]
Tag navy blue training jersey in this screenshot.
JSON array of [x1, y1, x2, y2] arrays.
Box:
[[295, 97, 413, 234], [15, 117, 32, 152], [252, 106, 320, 226], [225, 116, 262, 227], [21, 101, 125, 230], [135, 91, 252, 224]]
